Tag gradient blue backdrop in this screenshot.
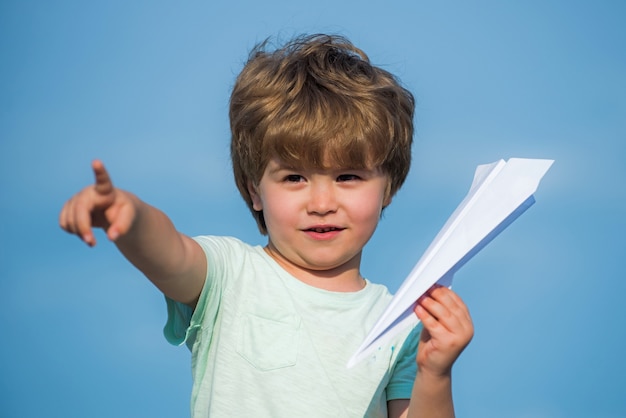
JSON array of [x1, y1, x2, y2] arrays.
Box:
[[1, 1, 625, 417]]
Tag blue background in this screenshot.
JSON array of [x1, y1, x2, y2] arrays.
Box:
[[1, 1, 625, 417]]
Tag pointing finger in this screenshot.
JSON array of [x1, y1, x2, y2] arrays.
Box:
[[92, 160, 114, 195]]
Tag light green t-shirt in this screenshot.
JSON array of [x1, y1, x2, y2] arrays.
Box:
[[165, 236, 420, 418]]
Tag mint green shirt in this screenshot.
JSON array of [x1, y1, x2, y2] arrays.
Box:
[[165, 236, 420, 417]]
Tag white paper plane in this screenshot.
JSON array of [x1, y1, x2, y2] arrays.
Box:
[[347, 158, 554, 368]]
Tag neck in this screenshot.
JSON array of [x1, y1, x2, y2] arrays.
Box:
[[263, 245, 366, 292]]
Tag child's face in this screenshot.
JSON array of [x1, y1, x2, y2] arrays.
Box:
[[249, 157, 391, 287]]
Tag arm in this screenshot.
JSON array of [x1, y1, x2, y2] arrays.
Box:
[[59, 160, 206, 306], [388, 286, 473, 418]]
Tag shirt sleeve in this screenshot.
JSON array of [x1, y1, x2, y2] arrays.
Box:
[[162, 235, 231, 350], [163, 296, 195, 346], [385, 323, 422, 400]]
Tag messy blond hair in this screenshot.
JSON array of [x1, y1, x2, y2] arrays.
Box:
[[230, 34, 414, 234]]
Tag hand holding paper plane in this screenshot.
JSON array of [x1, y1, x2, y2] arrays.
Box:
[[347, 158, 554, 368]]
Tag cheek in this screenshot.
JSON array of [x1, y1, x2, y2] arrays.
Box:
[[263, 196, 296, 225], [350, 192, 385, 223]]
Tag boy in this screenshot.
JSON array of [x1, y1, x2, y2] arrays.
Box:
[[60, 34, 473, 417]]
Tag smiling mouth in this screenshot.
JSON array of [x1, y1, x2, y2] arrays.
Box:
[[306, 227, 343, 233]]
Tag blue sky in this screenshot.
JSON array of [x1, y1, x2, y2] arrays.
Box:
[[1, 1, 625, 417]]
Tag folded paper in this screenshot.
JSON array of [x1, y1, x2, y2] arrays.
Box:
[[347, 158, 554, 368]]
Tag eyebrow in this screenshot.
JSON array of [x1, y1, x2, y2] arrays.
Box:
[[266, 157, 379, 176], [265, 160, 296, 174]]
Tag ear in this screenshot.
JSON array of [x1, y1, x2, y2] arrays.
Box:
[[382, 179, 393, 208], [382, 194, 393, 208], [247, 181, 263, 211]]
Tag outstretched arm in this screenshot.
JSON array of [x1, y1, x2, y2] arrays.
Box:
[[388, 286, 473, 418], [59, 160, 206, 306]]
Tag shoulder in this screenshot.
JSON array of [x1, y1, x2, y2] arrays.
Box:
[[190, 235, 265, 295], [193, 235, 262, 260], [363, 280, 392, 296], [194, 235, 252, 250], [362, 280, 394, 308]]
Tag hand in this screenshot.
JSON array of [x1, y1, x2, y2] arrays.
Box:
[[414, 285, 473, 377], [59, 160, 137, 246]]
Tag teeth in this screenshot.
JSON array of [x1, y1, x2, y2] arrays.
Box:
[[313, 227, 335, 232]]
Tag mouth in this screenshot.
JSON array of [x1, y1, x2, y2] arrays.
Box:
[[305, 226, 344, 233]]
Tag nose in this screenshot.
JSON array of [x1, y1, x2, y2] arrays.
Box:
[[307, 180, 338, 215]]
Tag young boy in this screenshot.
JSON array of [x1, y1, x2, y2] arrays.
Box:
[[60, 34, 473, 417]]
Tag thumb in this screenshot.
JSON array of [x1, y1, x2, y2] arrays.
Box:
[[105, 200, 135, 241]]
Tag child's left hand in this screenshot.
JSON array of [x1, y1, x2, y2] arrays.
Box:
[[414, 285, 473, 377]]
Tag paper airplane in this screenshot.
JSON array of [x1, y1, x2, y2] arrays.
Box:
[[347, 158, 554, 368]]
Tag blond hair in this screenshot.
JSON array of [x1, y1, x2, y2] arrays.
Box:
[[230, 34, 414, 234]]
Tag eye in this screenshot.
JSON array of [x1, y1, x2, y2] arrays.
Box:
[[337, 174, 361, 182], [284, 174, 305, 183]]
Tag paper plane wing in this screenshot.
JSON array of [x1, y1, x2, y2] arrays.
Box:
[[347, 158, 554, 368]]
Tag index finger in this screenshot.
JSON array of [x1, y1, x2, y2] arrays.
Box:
[[92, 159, 114, 195]]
